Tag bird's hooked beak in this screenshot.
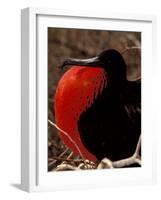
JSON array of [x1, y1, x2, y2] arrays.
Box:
[[60, 56, 104, 69]]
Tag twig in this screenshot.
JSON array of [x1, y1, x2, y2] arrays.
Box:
[[48, 109, 54, 122], [67, 152, 74, 159], [49, 156, 83, 163], [59, 147, 69, 158], [121, 46, 141, 54], [48, 147, 69, 171], [48, 119, 84, 159], [121, 46, 141, 55]]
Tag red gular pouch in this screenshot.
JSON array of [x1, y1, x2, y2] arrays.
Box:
[[54, 66, 108, 161]]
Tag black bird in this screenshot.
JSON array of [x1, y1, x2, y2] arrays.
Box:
[[55, 49, 141, 162]]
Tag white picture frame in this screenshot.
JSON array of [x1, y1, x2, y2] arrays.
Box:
[[21, 7, 156, 192]]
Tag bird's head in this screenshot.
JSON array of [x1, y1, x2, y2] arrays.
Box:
[[61, 49, 127, 83]]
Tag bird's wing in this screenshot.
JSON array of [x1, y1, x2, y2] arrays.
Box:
[[121, 78, 141, 121], [124, 78, 141, 104]]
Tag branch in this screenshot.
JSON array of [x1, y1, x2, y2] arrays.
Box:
[[111, 135, 141, 168], [135, 135, 141, 157]]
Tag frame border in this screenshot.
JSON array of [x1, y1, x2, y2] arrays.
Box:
[[21, 7, 156, 192]]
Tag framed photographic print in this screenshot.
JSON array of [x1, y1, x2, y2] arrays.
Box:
[[21, 7, 156, 192]]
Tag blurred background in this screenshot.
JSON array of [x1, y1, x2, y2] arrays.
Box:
[[48, 28, 141, 171]]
